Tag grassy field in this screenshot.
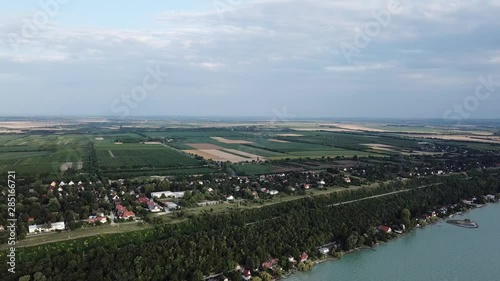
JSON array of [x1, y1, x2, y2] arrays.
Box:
[[0, 222, 153, 250], [0, 134, 91, 177], [231, 163, 280, 175]]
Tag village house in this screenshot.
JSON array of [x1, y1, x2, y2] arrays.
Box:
[[151, 191, 185, 199], [28, 221, 66, 234], [485, 194, 496, 201], [86, 216, 107, 224], [261, 258, 279, 270], [136, 197, 151, 205], [241, 269, 252, 281], [148, 202, 162, 212], [115, 204, 128, 218], [120, 211, 136, 220], [164, 202, 178, 211], [197, 201, 219, 207], [319, 247, 330, 255], [378, 225, 392, 233], [299, 252, 309, 262]]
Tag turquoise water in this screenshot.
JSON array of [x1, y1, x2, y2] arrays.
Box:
[[286, 203, 500, 281]]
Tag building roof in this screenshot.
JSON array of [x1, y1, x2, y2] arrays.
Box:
[[151, 191, 185, 199], [137, 197, 150, 204], [121, 211, 135, 218], [378, 225, 391, 233]]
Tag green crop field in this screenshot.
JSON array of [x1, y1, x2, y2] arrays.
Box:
[[0, 134, 91, 178], [146, 129, 391, 159], [2, 123, 497, 180], [231, 163, 279, 175], [95, 143, 203, 170]]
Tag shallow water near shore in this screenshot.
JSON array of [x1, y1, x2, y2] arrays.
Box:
[[286, 203, 500, 281]]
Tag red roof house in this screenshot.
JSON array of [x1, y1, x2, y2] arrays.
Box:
[[136, 197, 150, 205], [242, 269, 252, 281], [120, 211, 135, 219], [378, 225, 392, 233], [300, 252, 309, 262]]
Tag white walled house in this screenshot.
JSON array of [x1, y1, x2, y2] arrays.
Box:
[[151, 191, 185, 199], [28, 222, 66, 234]]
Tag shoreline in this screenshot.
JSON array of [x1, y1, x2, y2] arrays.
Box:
[[279, 199, 499, 280]]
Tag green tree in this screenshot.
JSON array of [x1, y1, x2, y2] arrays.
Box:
[[401, 208, 411, 227], [260, 272, 272, 281], [33, 272, 47, 281], [48, 198, 61, 212], [192, 270, 203, 281]]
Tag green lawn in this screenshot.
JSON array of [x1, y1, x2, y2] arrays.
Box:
[[0, 223, 152, 250]]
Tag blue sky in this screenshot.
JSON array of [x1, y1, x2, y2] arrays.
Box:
[[0, 0, 499, 119]]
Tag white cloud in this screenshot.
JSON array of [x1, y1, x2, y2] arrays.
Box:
[[324, 63, 393, 72], [197, 62, 225, 71]]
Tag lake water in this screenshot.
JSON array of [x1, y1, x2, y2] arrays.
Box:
[[286, 203, 500, 281]]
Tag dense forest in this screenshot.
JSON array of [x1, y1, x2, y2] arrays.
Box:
[[1, 171, 499, 281]]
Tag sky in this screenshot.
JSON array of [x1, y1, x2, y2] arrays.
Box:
[[0, 0, 499, 119]]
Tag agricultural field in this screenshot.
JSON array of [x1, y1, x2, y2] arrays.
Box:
[[143, 128, 443, 162], [0, 134, 91, 178], [1, 119, 499, 179], [90, 133, 211, 176], [95, 142, 203, 169]]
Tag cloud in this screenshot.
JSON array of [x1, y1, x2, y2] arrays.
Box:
[[197, 62, 225, 71], [323, 63, 393, 72], [0, 0, 499, 117]]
